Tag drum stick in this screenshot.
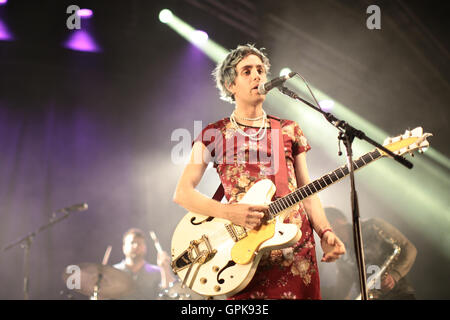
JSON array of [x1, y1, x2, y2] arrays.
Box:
[[102, 245, 112, 265], [149, 231, 163, 253]]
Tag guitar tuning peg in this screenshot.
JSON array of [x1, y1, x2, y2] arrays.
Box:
[[418, 149, 423, 154], [410, 152, 415, 157]]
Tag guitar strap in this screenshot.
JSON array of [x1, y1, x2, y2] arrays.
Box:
[[212, 115, 290, 201], [269, 115, 290, 198], [212, 182, 225, 202]]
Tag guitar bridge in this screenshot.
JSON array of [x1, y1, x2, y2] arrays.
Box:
[[225, 223, 247, 242], [171, 235, 216, 273]]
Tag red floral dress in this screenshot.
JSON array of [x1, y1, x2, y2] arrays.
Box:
[[194, 116, 321, 300]]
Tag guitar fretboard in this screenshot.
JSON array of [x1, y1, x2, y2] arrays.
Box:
[[268, 149, 382, 216]]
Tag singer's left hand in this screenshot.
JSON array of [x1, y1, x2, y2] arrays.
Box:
[[321, 232, 346, 262]]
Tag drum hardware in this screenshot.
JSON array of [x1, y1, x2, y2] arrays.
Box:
[[151, 230, 207, 300], [92, 245, 112, 300], [62, 261, 135, 300], [2, 203, 88, 300]]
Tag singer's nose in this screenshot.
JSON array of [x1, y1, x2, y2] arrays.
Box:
[[251, 69, 260, 81]]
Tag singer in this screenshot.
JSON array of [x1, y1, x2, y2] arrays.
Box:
[[173, 44, 345, 300]]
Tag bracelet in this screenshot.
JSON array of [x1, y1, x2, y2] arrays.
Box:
[[319, 228, 333, 239]]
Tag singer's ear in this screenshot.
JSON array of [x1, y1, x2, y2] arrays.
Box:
[[225, 81, 235, 95]]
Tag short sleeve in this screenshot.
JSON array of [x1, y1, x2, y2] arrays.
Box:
[[192, 121, 223, 160], [291, 121, 311, 157]]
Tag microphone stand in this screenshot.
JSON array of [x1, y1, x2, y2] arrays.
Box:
[[277, 85, 412, 300], [2, 205, 87, 300]]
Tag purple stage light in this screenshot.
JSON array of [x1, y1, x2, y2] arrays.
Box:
[[64, 30, 100, 53], [0, 0, 8, 5], [0, 19, 12, 41], [191, 30, 208, 46], [77, 8, 93, 18]]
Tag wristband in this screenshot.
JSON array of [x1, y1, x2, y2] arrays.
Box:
[[319, 228, 333, 239]]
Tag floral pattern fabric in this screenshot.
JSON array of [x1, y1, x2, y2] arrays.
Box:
[[194, 116, 321, 300]]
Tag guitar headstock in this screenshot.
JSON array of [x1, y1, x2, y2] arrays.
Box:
[[380, 127, 432, 157]]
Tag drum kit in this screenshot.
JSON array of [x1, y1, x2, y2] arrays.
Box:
[[62, 263, 135, 300], [61, 262, 205, 300], [60, 233, 205, 300], [2, 202, 208, 300]]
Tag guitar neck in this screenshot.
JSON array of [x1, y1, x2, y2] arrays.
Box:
[[269, 148, 383, 216]]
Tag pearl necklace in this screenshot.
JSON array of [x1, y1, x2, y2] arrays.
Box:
[[230, 109, 268, 141], [233, 113, 264, 121]]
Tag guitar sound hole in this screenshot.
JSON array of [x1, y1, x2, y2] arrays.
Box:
[[190, 216, 214, 225], [217, 260, 236, 284]]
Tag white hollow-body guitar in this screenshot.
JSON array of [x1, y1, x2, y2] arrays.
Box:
[[171, 127, 431, 297]]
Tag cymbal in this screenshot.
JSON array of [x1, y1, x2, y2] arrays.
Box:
[[62, 263, 135, 299]]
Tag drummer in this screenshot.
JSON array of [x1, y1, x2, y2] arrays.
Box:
[[113, 228, 176, 299]]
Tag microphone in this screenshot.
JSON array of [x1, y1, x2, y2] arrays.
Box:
[[258, 71, 297, 95], [56, 203, 88, 213]]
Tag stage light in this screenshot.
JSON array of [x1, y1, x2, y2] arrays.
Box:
[[64, 7, 100, 53], [77, 8, 93, 18], [190, 30, 208, 46], [279, 68, 292, 77], [158, 9, 226, 61], [159, 9, 173, 24], [0, 19, 12, 41], [0, 0, 12, 41], [65, 30, 100, 52], [319, 99, 334, 111]]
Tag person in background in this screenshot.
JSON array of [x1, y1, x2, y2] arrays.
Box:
[[113, 228, 175, 299], [323, 207, 417, 300]]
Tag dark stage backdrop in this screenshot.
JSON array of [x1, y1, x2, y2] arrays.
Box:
[[0, 0, 448, 299]]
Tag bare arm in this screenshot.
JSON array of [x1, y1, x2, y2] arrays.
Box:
[[294, 152, 346, 262], [173, 141, 224, 217], [173, 141, 267, 229], [294, 152, 331, 235]]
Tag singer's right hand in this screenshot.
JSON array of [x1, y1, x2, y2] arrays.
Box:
[[224, 203, 268, 230]]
